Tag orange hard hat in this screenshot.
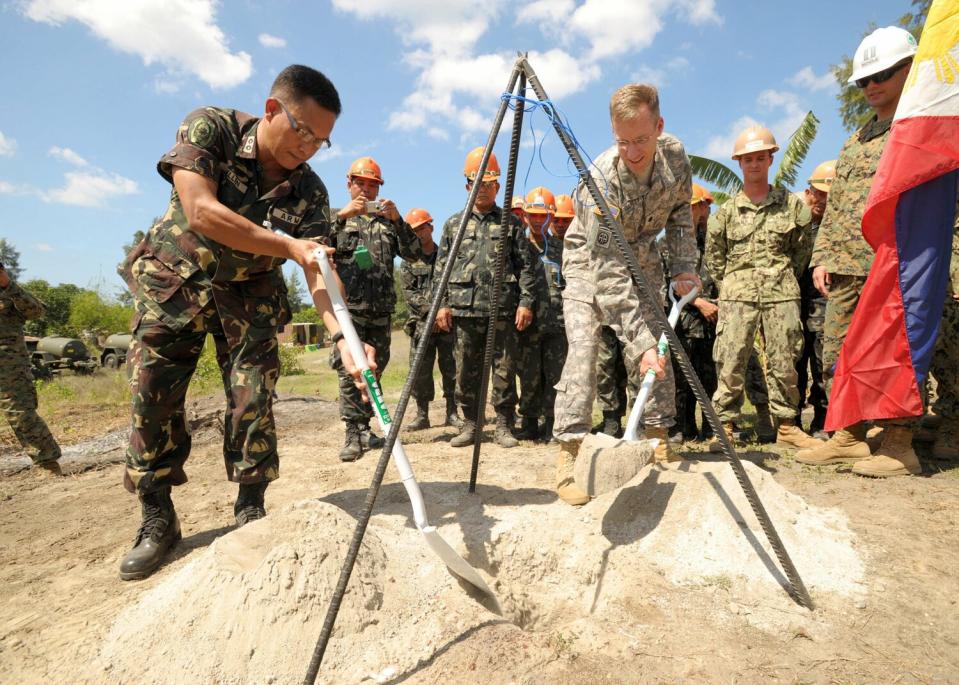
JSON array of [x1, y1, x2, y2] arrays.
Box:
[[348, 156, 384, 184], [464, 146, 501, 181], [405, 208, 433, 229], [690, 183, 712, 205], [554, 194, 575, 218], [524, 186, 556, 215], [807, 160, 838, 192], [731, 126, 779, 160], [510, 195, 526, 216]]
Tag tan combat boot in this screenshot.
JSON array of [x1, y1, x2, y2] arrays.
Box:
[[556, 440, 589, 506], [645, 425, 680, 463], [776, 418, 824, 450], [852, 425, 921, 477], [794, 422, 870, 465], [709, 422, 737, 453]]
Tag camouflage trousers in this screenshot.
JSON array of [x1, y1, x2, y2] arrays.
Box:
[[713, 300, 803, 422], [405, 318, 456, 404], [453, 316, 518, 420], [331, 314, 391, 424], [673, 335, 718, 439], [125, 304, 280, 494], [822, 274, 867, 396], [930, 296, 959, 423], [0, 348, 60, 462], [797, 295, 827, 413], [517, 325, 568, 419], [596, 325, 627, 415]]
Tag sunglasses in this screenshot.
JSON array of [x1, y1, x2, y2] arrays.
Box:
[[855, 60, 911, 89]]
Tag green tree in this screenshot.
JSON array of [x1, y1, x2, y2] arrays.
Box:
[[393, 267, 408, 328], [0, 239, 23, 280], [285, 269, 306, 313], [831, 0, 931, 131], [20, 280, 83, 336], [68, 290, 134, 339]]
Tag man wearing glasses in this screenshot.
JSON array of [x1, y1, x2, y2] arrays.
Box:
[[117, 64, 373, 580], [798, 27, 921, 475]]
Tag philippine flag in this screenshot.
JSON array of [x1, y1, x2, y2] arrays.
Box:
[[826, 0, 959, 432]]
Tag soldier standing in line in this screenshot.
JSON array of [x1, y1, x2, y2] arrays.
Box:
[[118, 65, 374, 580], [797, 27, 924, 476], [554, 84, 701, 505], [705, 125, 822, 452], [330, 157, 423, 461], [926, 222, 959, 461], [399, 208, 460, 430], [435, 148, 537, 449], [794, 161, 836, 437], [515, 186, 568, 442], [0, 262, 62, 474]]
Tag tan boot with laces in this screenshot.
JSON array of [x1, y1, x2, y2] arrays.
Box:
[[645, 425, 680, 463], [852, 425, 922, 477], [556, 440, 589, 506], [709, 422, 737, 453], [776, 418, 823, 450], [795, 423, 871, 465]]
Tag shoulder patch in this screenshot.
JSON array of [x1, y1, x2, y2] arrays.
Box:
[[188, 117, 216, 149]]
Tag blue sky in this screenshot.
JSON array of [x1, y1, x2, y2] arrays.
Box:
[[0, 0, 909, 293]]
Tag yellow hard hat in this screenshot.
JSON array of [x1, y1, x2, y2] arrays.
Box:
[[732, 126, 779, 160], [807, 160, 837, 192]]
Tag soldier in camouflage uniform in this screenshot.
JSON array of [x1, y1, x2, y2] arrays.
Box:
[[928, 221, 959, 460], [515, 187, 569, 442], [797, 27, 923, 476], [794, 162, 836, 437], [435, 148, 537, 449], [0, 262, 61, 472], [330, 157, 423, 460], [117, 65, 370, 580], [705, 125, 820, 452], [554, 84, 700, 505], [399, 208, 460, 431]]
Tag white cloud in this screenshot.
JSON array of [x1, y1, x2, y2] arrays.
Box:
[[258, 33, 287, 48], [702, 88, 809, 159], [153, 78, 181, 95], [787, 66, 837, 93], [44, 169, 139, 207], [0, 180, 18, 194], [630, 55, 690, 88], [516, 0, 575, 25], [35, 243, 53, 252], [48, 146, 89, 167], [0, 131, 16, 157], [23, 0, 252, 89]]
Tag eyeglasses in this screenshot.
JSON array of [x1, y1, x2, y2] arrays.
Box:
[[275, 99, 331, 150], [467, 180, 498, 189], [855, 60, 911, 89], [615, 135, 654, 148]]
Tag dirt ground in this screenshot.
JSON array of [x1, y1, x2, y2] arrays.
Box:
[[1, 347, 958, 684]]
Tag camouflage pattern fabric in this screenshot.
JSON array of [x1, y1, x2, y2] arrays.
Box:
[[712, 300, 803, 422], [811, 117, 892, 277], [119, 106, 333, 492], [0, 281, 60, 462], [595, 326, 627, 415], [125, 302, 280, 493], [822, 274, 868, 394], [705, 186, 813, 303], [330, 315, 391, 423], [452, 316, 518, 419], [929, 220, 959, 423]]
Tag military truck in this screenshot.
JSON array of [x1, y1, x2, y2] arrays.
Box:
[[29, 336, 98, 376], [100, 333, 133, 369]]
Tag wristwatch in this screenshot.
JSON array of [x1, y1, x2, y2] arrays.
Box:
[[331, 331, 344, 345]]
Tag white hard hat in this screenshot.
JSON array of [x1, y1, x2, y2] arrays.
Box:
[[848, 26, 918, 84]]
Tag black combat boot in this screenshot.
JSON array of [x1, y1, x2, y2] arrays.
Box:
[[358, 421, 384, 450], [450, 418, 476, 447], [234, 481, 269, 527], [494, 413, 519, 448], [811, 405, 827, 436], [339, 422, 363, 462], [444, 398, 463, 428], [515, 416, 539, 441], [541, 416, 555, 443], [119, 486, 181, 581], [407, 400, 431, 431], [601, 411, 623, 438]]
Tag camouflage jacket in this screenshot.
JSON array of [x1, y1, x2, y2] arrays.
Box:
[[434, 205, 537, 318], [0, 280, 44, 347], [331, 212, 422, 316], [119, 106, 334, 343], [563, 135, 698, 298], [705, 186, 812, 303], [528, 233, 565, 332], [811, 116, 892, 277], [399, 248, 440, 321]]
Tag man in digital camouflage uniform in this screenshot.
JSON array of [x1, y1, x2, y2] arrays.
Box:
[[553, 84, 700, 505], [330, 157, 422, 460], [515, 187, 569, 442], [794, 161, 836, 438], [797, 27, 925, 476], [0, 262, 61, 473], [118, 65, 371, 580], [399, 207, 460, 431], [705, 125, 821, 453], [435, 148, 537, 449]]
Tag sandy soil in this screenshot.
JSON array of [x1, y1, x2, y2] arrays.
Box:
[[1, 389, 958, 684]]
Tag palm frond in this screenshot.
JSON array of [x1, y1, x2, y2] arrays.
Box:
[[773, 111, 820, 189], [710, 190, 731, 207], [689, 155, 743, 194]]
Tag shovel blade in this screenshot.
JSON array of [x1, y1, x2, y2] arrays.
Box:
[[420, 526, 495, 598]]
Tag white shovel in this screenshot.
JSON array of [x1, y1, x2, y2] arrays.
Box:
[[315, 248, 494, 598]]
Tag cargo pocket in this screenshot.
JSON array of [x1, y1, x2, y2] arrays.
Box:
[[447, 278, 474, 309], [133, 254, 198, 304]]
